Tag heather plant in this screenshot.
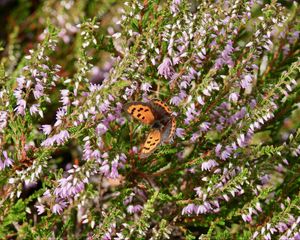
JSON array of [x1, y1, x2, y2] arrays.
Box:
[[0, 0, 299, 239]]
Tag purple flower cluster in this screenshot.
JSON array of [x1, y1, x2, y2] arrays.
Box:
[[213, 40, 235, 70], [182, 201, 220, 216], [252, 215, 300, 240], [0, 151, 13, 170], [41, 130, 70, 147], [13, 39, 60, 118], [158, 58, 174, 79], [123, 188, 147, 215]]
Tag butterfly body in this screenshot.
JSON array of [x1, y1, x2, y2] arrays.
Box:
[[124, 100, 176, 158]]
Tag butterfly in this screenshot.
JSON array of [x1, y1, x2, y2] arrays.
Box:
[[124, 100, 176, 158]]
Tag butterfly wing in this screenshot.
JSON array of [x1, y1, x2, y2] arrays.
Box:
[[125, 100, 176, 158], [140, 129, 162, 158], [152, 100, 172, 114], [124, 102, 155, 125], [161, 117, 176, 143]]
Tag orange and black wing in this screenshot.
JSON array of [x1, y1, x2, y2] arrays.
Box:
[[152, 99, 172, 114], [140, 129, 162, 158], [124, 102, 155, 125]]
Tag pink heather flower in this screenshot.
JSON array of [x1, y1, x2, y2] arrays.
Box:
[[83, 141, 92, 160], [252, 231, 259, 239], [158, 57, 173, 79], [242, 214, 252, 222], [15, 99, 26, 115], [99, 100, 110, 113], [294, 233, 300, 240], [172, 56, 181, 65], [60, 89, 70, 105], [277, 222, 288, 233], [43, 189, 51, 197], [41, 125, 52, 135], [41, 130, 70, 147], [16, 76, 26, 88], [215, 144, 222, 156], [132, 146, 138, 154], [250, 99, 257, 109], [197, 96, 205, 105], [108, 94, 115, 102], [170, 0, 181, 13], [180, 81, 189, 89], [282, 159, 289, 165], [41, 137, 55, 147], [141, 82, 152, 92], [201, 159, 219, 171], [89, 83, 102, 92], [123, 195, 133, 205], [216, 124, 223, 132], [13, 89, 23, 100], [2, 151, 13, 168], [127, 204, 143, 214], [102, 233, 112, 240], [54, 178, 85, 198], [229, 92, 239, 102], [92, 150, 101, 160], [260, 174, 270, 185], [176, 128, 185, 138], [195, 205, 207, 215], [240, 74, 252, 89], [119, 153, 127, 163], [24, 181, 38, 190], [237, 134, 246, 147], [214, 40, 234, 69], [55, 130, 70, 145], [96, 123, 108, 136], [255, 202, 262, 212], [194, 187, 203, 197], [199, 122, 210, 132], [106, 113, 116, 122], [220, 146, 233, 160], [275, 164, 284, 172], [54, 107, 67, 127], [203, 202, 212, 210], [29, 104, 42, 117], [33, 83, 44, 99], [185, 103, 199, 124], [109, 160, 119, 179], [100, 161, 110, 176], [52, 202, 66, 215], [182, 203, 196, 215], [0, 111, 8, 130], [190, 132, 200, 143], [170, 96, 182, 106], [35, 203, 46, 215]]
